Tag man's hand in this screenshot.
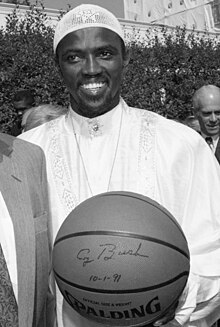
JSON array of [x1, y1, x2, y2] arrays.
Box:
[[153, 301, 179, 326]]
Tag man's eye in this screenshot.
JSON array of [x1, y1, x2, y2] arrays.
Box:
[[66, 55, 80, 63], [99, 51, 112, 59], [202, 111, 220, 117]]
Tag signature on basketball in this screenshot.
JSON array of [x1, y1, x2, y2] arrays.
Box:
[[76, 242, 149, 267]]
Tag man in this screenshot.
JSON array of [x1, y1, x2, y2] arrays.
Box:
[[192, 84, 220, 164], [0, 132, 55, 326], [10, 89, 35, 136], [19, 4, 220, 327]]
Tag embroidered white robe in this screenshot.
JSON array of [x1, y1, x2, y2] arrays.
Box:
[[19, 99, 220, 327]]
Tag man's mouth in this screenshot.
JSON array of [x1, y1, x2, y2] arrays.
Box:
[[81, 82, 106, 95], [207, 124, 219, 129]]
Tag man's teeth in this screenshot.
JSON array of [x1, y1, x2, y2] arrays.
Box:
[[82, 83, 104, 89]]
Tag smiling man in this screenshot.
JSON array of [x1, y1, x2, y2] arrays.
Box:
[[56, 27, 128, 118], [19, 4, 220, 327], [193, 85, 220, 164]]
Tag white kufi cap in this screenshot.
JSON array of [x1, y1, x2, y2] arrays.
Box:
[[53, 4, 125, 53]]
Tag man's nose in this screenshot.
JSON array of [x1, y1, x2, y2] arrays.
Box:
[[210, 112, 217, 122], [83, 55, 102, 75]]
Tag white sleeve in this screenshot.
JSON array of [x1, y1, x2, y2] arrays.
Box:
[[170, 273, 220, 326]]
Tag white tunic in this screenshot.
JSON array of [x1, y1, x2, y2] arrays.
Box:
[[19, 99, 220, 327]]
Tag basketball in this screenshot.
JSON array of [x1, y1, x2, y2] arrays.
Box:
[[52, 191, 190, 326]]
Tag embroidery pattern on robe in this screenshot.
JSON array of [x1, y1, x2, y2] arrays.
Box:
[[138, 109, 157, 199], [48, 118, 77, 215]]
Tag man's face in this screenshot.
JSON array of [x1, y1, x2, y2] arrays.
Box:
[[57, 27, 128, 118], [14, 100, 31, 117], [196, 94, 220, 137]]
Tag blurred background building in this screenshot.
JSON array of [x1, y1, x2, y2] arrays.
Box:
[[124, 0, 220, 32], [1, 0, 220, 36], [0, 0, 219, 43]]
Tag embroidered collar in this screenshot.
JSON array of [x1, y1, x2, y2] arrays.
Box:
[[68, 101, 123, 138]]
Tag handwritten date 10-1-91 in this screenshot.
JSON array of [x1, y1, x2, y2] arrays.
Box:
[[89, 273, 121, 283]]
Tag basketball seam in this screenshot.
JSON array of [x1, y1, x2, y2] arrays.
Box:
[[54, 231, 190, 259], [100, 192, 186, 239], [53, 269, 189, 294], [77, 192, 187, 240]]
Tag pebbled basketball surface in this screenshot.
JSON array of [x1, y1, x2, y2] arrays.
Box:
[[53, 191, 190, 326]]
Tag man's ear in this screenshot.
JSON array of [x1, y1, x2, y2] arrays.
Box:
[[123, 48, 130, 68]]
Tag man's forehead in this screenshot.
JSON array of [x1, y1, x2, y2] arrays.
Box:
[[58, 27, 122, 53], [64, 27, 120, 43], [199, 98, 220, 112], [200, 104, 220, 112]]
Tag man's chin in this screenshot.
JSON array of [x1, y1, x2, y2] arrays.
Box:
[[77, 102, 111, 118], [77, 96, 118, 117]]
